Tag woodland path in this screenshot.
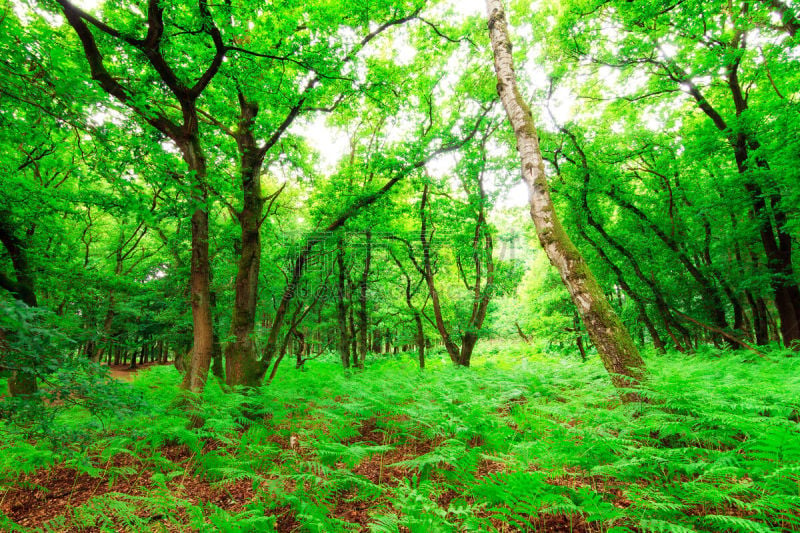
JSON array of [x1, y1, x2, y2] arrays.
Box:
[[104, 362, 170, 382]]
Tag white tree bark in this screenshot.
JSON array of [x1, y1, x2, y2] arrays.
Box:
[[485, 0, 647, 399]]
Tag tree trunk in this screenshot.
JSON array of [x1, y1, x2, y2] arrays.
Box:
[[414, 313, 425, 370], [766, 307, 780, 342], [458, 174, 495, 367], [224, 97, 266, 387], [419, 185, 461, 363], [295, 330, 306, 370], [180, 139, 215, 394], [349, 305, 357, 363], [486, 0, 647, 400], [86, 341, 98, 363], [356, 230, 372, 369], [515, 321, 531, 344], [746, 291, 770, 345], [459, 334, 478, 367], [336, 240, 352, 370], [130, 345, 138, 370], [575, 313, 588, 361], [209, 289, 224, 381]]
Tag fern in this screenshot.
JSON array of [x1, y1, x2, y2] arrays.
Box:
[[3, 345, 799, 532]]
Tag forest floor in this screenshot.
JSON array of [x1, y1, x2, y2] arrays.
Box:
[[1, 344, 799, 532], [104, 361, 170, 382]]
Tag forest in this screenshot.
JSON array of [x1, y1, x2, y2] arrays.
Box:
[[1, 0, 799, 530]]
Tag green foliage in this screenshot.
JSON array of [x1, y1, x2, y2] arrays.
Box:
[[0, 296, 141, 447], [1, 0, 799, 530], [1, 346, 798, 531]]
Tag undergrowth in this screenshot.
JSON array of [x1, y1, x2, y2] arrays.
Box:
[[1, 344, 799, 532]]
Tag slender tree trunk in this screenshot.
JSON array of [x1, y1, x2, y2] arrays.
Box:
[[266, 329, 292, 384], [515, 321, 531, 344], [295, 330, 306, 370], [414, 313, 425, 370], [457, 174, 495, 367], [767, 307, 780, 342], [574, 312, 588, 361], [356, 230, 371, 369], [94, 278, 118, 365], [746, 291, 770, 345], [349, 305, 357, 363], [419, 185, 461, 363], [336, 240, 352, 370], [208, 288, 224, 381], [486, 0, 647, 400]]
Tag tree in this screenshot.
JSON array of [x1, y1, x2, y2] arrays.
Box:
[[54, 0, 225, 394], [541, 0, 800, 348], [485, 0, 647, 399]]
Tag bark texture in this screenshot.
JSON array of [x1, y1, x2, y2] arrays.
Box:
[[224, 96, 265, 387], [486, 0, 647, 399]]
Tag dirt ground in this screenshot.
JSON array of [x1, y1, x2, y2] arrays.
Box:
[[103, 361, 171, 382]]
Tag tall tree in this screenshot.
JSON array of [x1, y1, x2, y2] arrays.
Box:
[[486, 0, 647, 399], [55, 0, 224, 393]]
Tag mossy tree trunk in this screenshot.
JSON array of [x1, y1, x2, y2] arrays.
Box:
[[486, 0, 647, 400]]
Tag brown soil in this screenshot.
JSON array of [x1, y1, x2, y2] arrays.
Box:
[[104, 361, 172, 382], [0, 395, 635, 532], [0, 452, 260, 531]]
